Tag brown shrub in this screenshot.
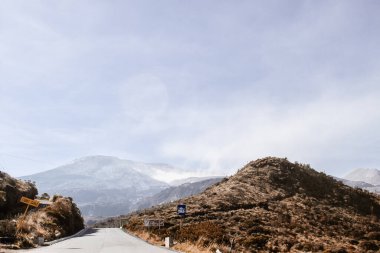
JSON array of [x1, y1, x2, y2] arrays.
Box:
[[243, 234, 269, 249], [359, 240, 379, 251], [324, 247, 348, 253], [366, 231, 380, 240], [294, 242, 324, 252], [176, 221, 226, 246]]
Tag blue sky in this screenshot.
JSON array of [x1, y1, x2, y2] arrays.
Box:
[[1, 0, 380, 178]]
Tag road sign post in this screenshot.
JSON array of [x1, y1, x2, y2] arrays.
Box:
[[177, 204, 186, 229], [17, 197, 39, 234], [20, 196, 40, 207], [177, 204, 186, 216]]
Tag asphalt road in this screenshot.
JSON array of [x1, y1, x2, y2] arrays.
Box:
[[14, 228, 175, 253]]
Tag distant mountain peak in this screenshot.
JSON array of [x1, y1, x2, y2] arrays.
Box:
[[20, 156, 173, 217], [73, 155, 123, 162], [344, 168, 380, 185]]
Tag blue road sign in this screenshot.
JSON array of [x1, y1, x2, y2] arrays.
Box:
[[177, 204, 186, 216]]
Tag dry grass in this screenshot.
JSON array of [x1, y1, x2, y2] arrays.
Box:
[[0, 171, 38, 220], [121, 157, 380, 252], [15, 196, 84, 248], [1, 172, 84, 249], [129, 229, 163, 245], [172, 241, 228, 253], [129, 228, 228, 253]]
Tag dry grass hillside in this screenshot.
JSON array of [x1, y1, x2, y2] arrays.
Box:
[[0, 171, 38, 219], [0, 171, 84, 249], [15, 195, 84, 248], [123, 157, 380, 253]]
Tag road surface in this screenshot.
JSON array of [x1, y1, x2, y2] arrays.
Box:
[[14, 228, 175, 253]]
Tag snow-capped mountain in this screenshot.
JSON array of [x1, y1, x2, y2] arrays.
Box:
[[344, 168, 380, 186], [20, 156, 171, 217], [334, 169, 380, 195], [336, 178, 374, 188]]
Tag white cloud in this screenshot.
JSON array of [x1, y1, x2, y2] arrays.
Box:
[[160, 89, 380, 176], [118, 74, 169, 127], [0, 0, 380, 178]]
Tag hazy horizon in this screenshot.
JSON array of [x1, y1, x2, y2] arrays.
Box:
[[5, 154, 377, 182], [1, 1, 380, 179]]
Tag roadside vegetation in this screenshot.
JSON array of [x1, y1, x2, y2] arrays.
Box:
[[120, 157, 380, 252], [0, 171, 84, 249]]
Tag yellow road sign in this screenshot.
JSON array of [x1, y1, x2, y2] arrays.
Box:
[[20, 196, 40, 207]]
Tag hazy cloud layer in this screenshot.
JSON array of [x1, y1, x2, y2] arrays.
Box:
[[1, 1, 379, 178]]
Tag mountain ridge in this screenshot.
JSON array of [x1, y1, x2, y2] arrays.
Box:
[[137, 177, 224, 210], [20, 156, 170, 218], [122, 157, 380, 253], [19, 156, 222, 219], [20, 155, 169, 189]]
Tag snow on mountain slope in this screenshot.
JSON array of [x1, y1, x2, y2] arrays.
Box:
[[335, 176, 380, 195], [19, 156, 171, 217], [21, 156, 168, 191], [344, 168, 380, 186]]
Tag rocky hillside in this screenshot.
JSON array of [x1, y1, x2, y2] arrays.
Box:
[[124, 157, 380, 253], [0, 171, 84, 249], [16, 195, 84, 248], [0, 171, 38, 219]]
